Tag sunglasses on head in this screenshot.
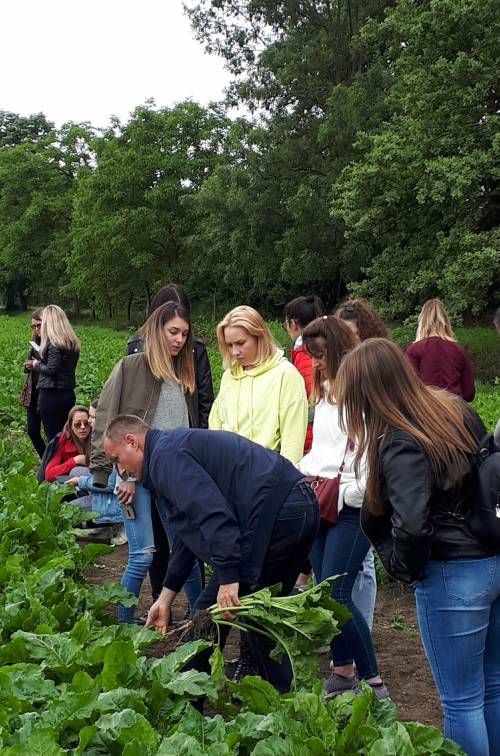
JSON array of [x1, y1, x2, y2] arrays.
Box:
[[73, 420, 89, 429]]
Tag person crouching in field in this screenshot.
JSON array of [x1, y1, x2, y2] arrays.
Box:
[[44, 405, 90, 482], [103, 414, 319, 693], [335, 338, 499, 756]]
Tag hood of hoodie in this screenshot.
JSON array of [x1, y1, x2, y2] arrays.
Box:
[[228, 349, 287, 379]]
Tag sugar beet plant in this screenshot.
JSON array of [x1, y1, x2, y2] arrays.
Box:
[[0, 316, 468, 753]]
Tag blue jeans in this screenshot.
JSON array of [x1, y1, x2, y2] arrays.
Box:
[[352, 548, 377, 630], [119, 482, 203, 622], [186, 481, 320, 693], [415, 557, 500, 756], [119, 481, 155, 623], [310, 505, 379, 679]]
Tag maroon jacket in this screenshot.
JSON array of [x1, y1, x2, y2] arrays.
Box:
[[406, 337, 475, 401]]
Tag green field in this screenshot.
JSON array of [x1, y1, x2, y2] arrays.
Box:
[[2, 315, 498, 442], [0, 314, 474, 752]]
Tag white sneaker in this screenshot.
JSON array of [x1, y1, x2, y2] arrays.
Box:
[[111, 524, 128, 546]]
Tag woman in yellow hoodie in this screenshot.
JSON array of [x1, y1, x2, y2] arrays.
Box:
[[209, 306, 308, 464]]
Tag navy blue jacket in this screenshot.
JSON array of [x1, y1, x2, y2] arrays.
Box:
[[142, 428, 304, 591]]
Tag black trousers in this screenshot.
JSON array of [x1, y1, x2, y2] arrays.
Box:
[[38, 388, 75, 441], [149, 499, 205, 601], [187, 481, 319, 693], [149, 499, 170, 600], [26, 391, 45, 458]]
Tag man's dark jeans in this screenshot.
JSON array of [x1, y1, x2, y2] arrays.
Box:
[[187, 480, 319, 693]]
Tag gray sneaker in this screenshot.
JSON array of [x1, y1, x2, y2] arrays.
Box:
[[324, 673, 359, 699], [366, 682, 391, 701]]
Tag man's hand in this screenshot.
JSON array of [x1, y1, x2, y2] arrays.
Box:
[[66, 477, 80, 487], [116, 480, 135, 505], [145, 597, 171, 635], [217, 582, 241, 620]]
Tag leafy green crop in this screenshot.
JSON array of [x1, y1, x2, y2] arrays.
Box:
[[0, 314, 469, 753], [207, 579, 351, 690]]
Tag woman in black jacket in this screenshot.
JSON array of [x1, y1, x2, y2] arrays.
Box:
[[28, 305, 80, 441], [335, 338, 499, 756], [22, 309, 45, 457]]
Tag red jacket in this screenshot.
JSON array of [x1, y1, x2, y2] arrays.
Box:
[[406, 337, 475, 401], [45, 433, 81, 482], [291, 346, 313, 453]]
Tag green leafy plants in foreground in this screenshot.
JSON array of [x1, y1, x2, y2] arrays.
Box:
[[0, 439, 467, 753], [0, 317, 470, 753], [206, 579, 351, 690]]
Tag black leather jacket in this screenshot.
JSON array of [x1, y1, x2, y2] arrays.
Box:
[[361, 418, 498, 584], [126, 335, 214, 429], [34, 343, 79, 391]]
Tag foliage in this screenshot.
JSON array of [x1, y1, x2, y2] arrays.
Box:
[[331, 0, 500, 317], [0, 313, 469, 753], [208, 579, 351, 690]]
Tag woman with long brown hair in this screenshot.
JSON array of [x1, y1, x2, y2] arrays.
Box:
[[334, 297, 389, 630], [335, 338, 499, 756], [91, 301, 202, 622], [44, 404, 91, 482], [298, 317, 388, 700]]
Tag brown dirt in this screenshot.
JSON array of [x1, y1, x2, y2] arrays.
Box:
[[89, 544, 442, 728]]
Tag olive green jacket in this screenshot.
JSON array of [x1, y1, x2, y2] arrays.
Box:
[[90, 352, 198, 487]]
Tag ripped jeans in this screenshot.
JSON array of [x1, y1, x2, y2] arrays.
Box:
[[119, 482, 202, 623]]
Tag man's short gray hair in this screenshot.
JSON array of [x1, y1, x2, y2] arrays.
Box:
[[105, 414, 150, 441]]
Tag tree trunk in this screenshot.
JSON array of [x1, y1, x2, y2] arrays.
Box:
[[144, 282, 151, 317], [127, 292, 134, 322]]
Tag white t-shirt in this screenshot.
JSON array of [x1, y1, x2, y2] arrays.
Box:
[[297, 398, 366, 510]]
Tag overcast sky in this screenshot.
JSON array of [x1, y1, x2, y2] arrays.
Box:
[[1, 0, 231, 128]]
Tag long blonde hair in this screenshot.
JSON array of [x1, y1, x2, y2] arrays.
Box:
[[415, 299, 456, 342], [140, 302, 195, 394], [335, 338, 477, 514], [217, 305, 277, 369], [40, 305, 80, 356]]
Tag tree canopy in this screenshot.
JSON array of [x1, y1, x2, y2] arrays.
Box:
[[0, 0, 498, 320]]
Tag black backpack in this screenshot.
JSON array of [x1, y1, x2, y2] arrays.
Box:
[[467, 434, 500, 546], [37, 433, 62, 484]]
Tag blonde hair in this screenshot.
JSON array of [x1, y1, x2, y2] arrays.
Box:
[[217, 305, 277, 369], [415, 299, 456, 342], [40, 305, 80, 356], [140, 302, 195, 394]]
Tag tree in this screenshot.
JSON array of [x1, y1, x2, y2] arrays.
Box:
[[184, 0, 391, 309], [69, 102, 233, 317], [0, 137, 73, 309], [331, 0, 500, 318]]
